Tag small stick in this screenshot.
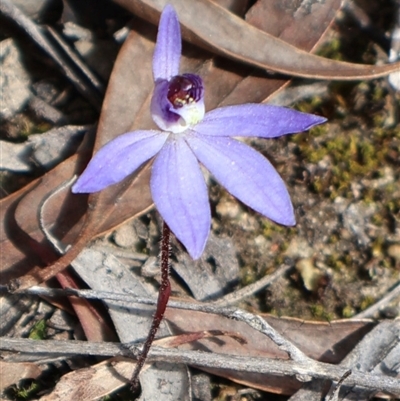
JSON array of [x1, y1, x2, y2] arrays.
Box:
[[2, 338, 400, 395], [353, 281, 400, 319], [212, 263, 292, 307], [130, 222, 171, 390]]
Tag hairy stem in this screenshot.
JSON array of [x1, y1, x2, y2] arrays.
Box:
[[130, 222, 171, 390]]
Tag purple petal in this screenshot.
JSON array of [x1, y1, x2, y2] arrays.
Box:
[[150, 136, 210, 259], [186, 134, 295, 226], [151, 79, 180, 130], [72, 130, 168, 193], [194, 104, 327, 138], [153, 5, 181, 81]]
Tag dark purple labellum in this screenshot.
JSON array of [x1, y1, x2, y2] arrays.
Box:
[[167, 74, 203, 108]]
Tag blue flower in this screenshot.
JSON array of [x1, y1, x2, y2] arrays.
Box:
[[72, 5, 326, 259]]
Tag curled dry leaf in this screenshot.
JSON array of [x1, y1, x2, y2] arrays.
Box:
[[221, 0, 342, 106], [0, 154, 117, 341], [112, 0, 400, 80]]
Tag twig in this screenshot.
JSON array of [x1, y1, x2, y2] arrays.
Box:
[[324, 370, 352, 401], [46, 26, 104, 94], [212, 263, 292, 307], [229, 309, 312, 364], [6, 284, 312, 364], [1, 338, 399, 395], [353, 281, 400, 319], [0, 0, 103, 111]]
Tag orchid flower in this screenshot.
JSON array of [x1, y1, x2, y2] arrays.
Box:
[[72, 4, 326, 259]]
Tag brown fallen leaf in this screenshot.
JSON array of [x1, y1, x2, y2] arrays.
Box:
[[246, 0, 340, 49], [0, 361, 41, 390], [165, 308, 376, 394], [0, 151, 94, 285], [0, 152, 117, 342], [112, 0, 400, 79], [55, 271, 118, 342], [37, 358, 134, 401], [1, 180, 45, 284], [220, 0, 342, 106]]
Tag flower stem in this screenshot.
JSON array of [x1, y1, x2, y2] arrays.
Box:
[[130, 221, 171, 391]]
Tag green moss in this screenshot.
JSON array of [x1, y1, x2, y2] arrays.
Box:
[[240, 266, 258, 286], [295, 98, 326, 114], [326, 253, 353, 271], [371, 212, 385, 226], [387, 198, 400, 214], [328, 233, 340, 244], [14, 115, 52, 139], [342, 305, 356, 318], [261, 220, 295, 240], [371, 85, 386, 102], [326, 256, 345, 270], [372, 237, 385, 258], [11, 382, 40, 400], [28, 319, 47, 340], [294, 125, 396, 199], [316, 38, 344, 61], [310, 304, 334, 321], [360, 296, 375, 311]]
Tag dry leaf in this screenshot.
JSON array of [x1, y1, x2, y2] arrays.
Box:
[[38, 358, 134, 401], [0, 361, 41, 390], [165, 307, 375, 394], [113, 0, 400, 79]]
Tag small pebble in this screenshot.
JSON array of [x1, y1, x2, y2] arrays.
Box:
[[285, 238, 313, 259], [387, 244, 400, 262], [216, 198, 241, 219], [0, 39, 32, 119], [113, 223, 139, 248], [141, 256, 159, 278]]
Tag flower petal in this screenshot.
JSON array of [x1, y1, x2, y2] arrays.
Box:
[[72, 130, 168, 193], [194, 104, 327, 138], [151, 79, 181, 130], [153, 5, 181, 81], [186, 134, 295, 226], [150, 136, 210, 259]]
